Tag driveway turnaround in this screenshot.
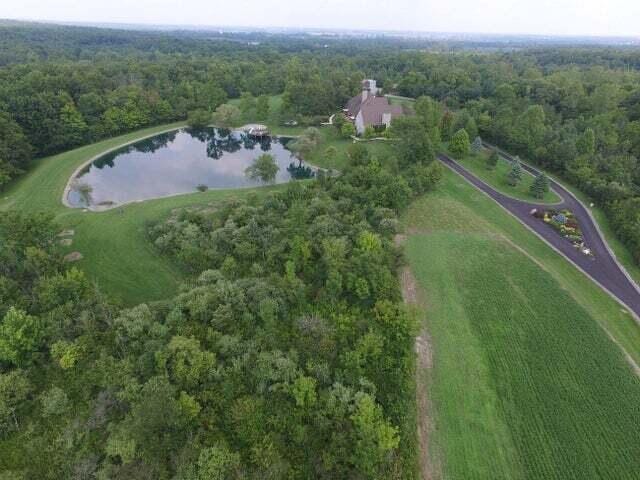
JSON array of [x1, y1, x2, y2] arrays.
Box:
[[438, 151, 640, 323]]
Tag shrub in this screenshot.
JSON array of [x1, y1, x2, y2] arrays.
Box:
[[341, 122, 356, 139]]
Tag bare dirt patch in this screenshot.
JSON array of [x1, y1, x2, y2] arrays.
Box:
[[64, 251, 83, 262], [394, 233, 407, 247]]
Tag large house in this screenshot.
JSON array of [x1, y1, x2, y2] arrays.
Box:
[[344, 79, 405, 135]]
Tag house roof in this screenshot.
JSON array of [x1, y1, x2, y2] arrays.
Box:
[[346, 94, 363, 117], [359, 96, 404, 126]]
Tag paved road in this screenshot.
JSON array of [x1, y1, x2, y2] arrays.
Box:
[[438, 151, 640, 323]]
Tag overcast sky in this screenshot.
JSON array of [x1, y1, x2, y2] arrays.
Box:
[[2, 0, 640, 37]]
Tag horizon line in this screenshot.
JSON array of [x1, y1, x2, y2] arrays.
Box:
[[2, 17, 640, 42]]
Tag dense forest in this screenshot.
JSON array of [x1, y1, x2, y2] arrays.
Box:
[[1, 21, 640, 478]]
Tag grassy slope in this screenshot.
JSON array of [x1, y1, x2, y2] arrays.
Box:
[[0, 122, 184, 215], [60, 187, 277, 305], [448, 147, 562, 204], [0, 122, 277, 305], [404, 169, 640, 479]]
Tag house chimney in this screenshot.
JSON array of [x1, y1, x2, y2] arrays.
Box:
[[369, 79, 378, 96], [362, 89, 368, 102]]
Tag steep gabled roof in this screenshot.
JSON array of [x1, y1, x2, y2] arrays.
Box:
[[359, 97, 404, 125], [346, 94, 363, 117]]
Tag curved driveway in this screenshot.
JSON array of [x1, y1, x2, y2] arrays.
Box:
[[438, 150, 640, 324]]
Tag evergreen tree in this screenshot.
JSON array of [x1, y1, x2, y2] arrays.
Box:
[[530, 172, 550, 199], [333, 113, 345, 131], [507, 158, 523, 186], [464, 116, 478, 140], [486, 149, 499, 170], [471, 136, 483, 154]]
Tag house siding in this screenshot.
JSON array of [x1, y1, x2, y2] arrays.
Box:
[[355, 111, 366, 135]]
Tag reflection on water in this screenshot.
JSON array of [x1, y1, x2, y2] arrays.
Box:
[[67, 128, 305, 208]]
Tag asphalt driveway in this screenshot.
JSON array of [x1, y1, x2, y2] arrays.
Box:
[[439, 151, 640, 323]]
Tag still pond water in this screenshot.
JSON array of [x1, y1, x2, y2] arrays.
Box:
[[67, 128, 308, 208]]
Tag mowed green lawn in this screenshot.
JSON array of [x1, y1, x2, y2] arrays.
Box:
[[0, 122, 279, 305], [305, 126, 394, 171], [450, 147, 562, 204], [404, 169, 640, 479]]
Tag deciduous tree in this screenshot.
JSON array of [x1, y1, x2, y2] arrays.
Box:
[[213, 104, 241, 128], [449, 128, 470, 159], [245, 153, 279, 183]]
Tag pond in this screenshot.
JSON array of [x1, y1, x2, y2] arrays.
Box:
[[66, 127, 312, 209]]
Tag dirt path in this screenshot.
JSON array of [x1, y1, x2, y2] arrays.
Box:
[[397, 234, 440, 479], [401, 266, 437, 480]]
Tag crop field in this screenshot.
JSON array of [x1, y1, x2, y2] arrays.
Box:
[[404, 169, 640, 479]]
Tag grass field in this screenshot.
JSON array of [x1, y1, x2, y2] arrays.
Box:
[[0, 122, 278, 305], [304, 126, 394, 171], [404, 168, 640, 479], [448, 147, 562, 204]]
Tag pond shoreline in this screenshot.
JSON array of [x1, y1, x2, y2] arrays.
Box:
[[61, 125, 187, 211], [62, 126, 312, 212]]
